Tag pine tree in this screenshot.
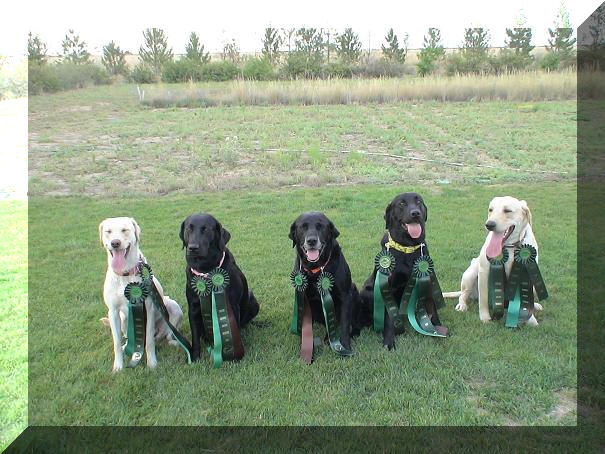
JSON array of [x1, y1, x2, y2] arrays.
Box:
[[61, 29, 90, 64], [381, 28, 407, 63], [336, 28, 362, 63], [261, 27, 281, 64], [185, 32, 210, 64], [139, 28, 173, 77], [547, 2, 576, 59], [28, 32, 48, 64], [416, 28, 445, 75], [101, 41, 128, 75], [221, 39, 240, 63]]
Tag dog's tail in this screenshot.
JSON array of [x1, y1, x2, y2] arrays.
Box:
[[442, 291, 462, 298]]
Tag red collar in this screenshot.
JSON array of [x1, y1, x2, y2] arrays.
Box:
[[301, 249, 332, 275], [190, 251, 226, 277]]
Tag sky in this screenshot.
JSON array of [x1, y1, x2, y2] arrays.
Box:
[[0, 0, 601, 57]]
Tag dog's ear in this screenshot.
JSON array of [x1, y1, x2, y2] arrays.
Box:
[[422, 201, 428, 222], [289, 221, 297, 248], [384, 202, 393, 229], [520, 200, 532, 228], [98, 220, 105, 246], [130, 218, 141, 244], [216, 221, 231, 250], [329, 220, 340, 240], [179, 219, 187, 249]]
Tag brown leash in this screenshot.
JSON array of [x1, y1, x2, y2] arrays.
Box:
[[225, 299, 244, 360]]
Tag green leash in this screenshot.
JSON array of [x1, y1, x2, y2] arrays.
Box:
[[290, 268, 353, 358], [503, 244, 548, 328], [123, 262, 193, 367], [192, 267, 242, 368], [373, 251, 448, 338]]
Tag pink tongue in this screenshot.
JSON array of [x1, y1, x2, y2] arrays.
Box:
[[306, 249, 320, 261], [486, 231, 504, 258], [111, 249, 127, 274], [406, 223, 422, 239]]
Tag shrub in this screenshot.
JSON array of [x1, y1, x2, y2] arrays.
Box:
[[282, 52, 322, 79], [130, 63, 158, 83], [489, 49, 532, 74], [242, 57, 275, 80], [352, 59, 411, 78], [416, 28, 445, 76], [28, 62, 111, 95], [200, 61, 239, 81], [0, 58, 28, 99], [322, 62, 353, 79], [540, 52, 561, 71], [28, 32, 47, 65], [162, 59, 204, 82]]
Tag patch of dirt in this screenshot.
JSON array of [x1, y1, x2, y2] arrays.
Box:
[[546, 388, 577, 421], [133, 136, 175, 145]]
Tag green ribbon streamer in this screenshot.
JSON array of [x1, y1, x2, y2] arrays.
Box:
[[526, 260, 548, 300], [208, 292, 223, 368], [505, 267, 533, 328], [373, 271, 404, 334], [318, 288, 354, 356], [398, 275, 447, 338], [488, 261, 506, 320], [125, 300, 145, 367], [290, 290, 304, 335]]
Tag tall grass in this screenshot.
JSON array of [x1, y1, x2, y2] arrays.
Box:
[[142, 70, 577, 108]]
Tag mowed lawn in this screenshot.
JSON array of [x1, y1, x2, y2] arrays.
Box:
[[28, 182, 576, 426], [0, 200, 27, 450]]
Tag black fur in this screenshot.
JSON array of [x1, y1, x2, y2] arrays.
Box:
[[181, 213, 259, 361], [359, 192, 440, 350], [289, 211, 361, 351]]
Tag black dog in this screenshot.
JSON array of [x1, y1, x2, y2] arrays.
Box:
[[180, 213, 259, 362], [289, 212, 361, 351], [360, 192, 442, 349]]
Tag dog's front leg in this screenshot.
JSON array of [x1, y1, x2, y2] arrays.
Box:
[[108, 308, 124, 372], [338, 289, 353, 351], [382, 308, 396, 350], [477, 265, 491, 322], [145, 302, 158, 368]]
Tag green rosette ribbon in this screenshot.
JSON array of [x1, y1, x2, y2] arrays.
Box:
[[504, 244, 548, 328], [316, 272, 353, 357], [124, 282, 149, 367], [487, 249, 509, 320], [289, 270, 307, 335], [398, 256, 448, 338], [201, 267, 233, 368], [372, 250, 404, 334]]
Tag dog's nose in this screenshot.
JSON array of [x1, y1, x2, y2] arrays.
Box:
[[111, 239, 121, 249], [485, 220, 496, 231], [306, 237, 318, 247], [410, 209, 421, 218], [187, 244, 199, 252]]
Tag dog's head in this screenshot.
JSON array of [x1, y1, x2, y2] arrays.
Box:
[[180, 213, 230, 266], [99, 217, 141, 274], [384, 192, 428, 245], [484, 196, 532, 258], [289, 211, 339, 266]]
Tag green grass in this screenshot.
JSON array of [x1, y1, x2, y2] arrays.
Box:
[[28, 84, 577, 197], [28, 182, 576, 426], [0, 200, 28, 449]]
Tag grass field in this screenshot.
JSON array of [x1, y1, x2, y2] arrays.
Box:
[[0, 200, 27, 449], [28, 183, 576, 426], [28, 84, 576, 197]]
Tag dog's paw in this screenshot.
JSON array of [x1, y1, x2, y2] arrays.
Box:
[[112, 363, 123, 373], [383, 341, 395, 351], [168, 339, 179, 347], [191, 350, 201, 362], [534, 302, 543, 311], [479, 314, 491, 323], [147, 358, 158, 369], [527, 316, 539, 327], [455, 301, 468, 312]]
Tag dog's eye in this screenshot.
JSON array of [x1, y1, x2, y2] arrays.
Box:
[[316, 223, 322, 230], [504, 209, 512, 214], [121, 228, 128, 233], [302, 223, 308, 230], [106, 230, 112, 234], [400, 201, 407, 206], [200, 226, 206, 232], [488, 208, 493, 213]]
